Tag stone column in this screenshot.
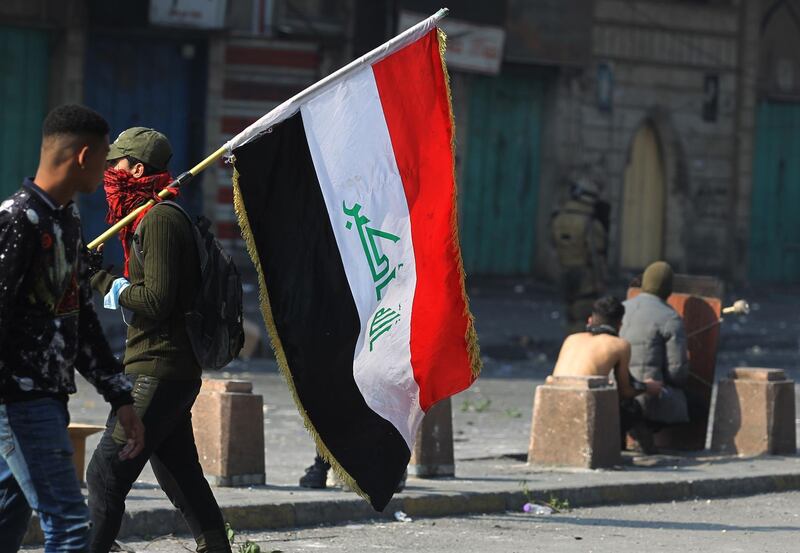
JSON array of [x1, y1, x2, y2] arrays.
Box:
[[408, 397, 455, 477], [711, 367, 796, 456], [192, 379, 265, 486], [528, 375, 621, 468]]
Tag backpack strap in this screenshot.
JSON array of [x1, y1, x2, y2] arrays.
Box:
[[132, 200, 198, 265]]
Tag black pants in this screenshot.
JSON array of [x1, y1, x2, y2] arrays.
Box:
[[619, 398, 644, 447], [86, 376, 230, 553], [619, 390, 710, 447]]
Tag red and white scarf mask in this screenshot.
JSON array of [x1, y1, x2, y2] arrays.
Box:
[[103, 167, 178, 277]]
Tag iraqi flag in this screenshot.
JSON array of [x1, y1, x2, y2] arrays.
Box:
[[228, 11, 480, 511]]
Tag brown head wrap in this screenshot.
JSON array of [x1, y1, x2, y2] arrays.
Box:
[[641, 261, 674, 299]]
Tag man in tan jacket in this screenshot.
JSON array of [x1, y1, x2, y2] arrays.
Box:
[[550, 178, 608, 334]]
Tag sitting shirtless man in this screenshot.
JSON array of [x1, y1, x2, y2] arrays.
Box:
[[550, 295, 662, 449]]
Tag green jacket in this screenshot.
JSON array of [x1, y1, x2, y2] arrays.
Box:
[[92, 203, 201, 379]]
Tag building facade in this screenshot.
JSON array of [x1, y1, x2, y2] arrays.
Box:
[[3, 0, 797, 283], [558, 0, 760, 283], [749, 0, 800, 283], [374, 0, 769, 283], [0, 0, 353, 267]]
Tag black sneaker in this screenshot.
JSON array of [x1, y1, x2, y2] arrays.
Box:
[[299, 460, 329, 488]]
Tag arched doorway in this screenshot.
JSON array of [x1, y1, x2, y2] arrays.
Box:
[[621, 123, 666, 269]]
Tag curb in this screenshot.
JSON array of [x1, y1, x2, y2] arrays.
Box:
[[22, 470, 800, 545], [122, 470, 800, 539]]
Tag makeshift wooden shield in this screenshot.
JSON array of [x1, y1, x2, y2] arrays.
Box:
[[627, 275, 722, 450]]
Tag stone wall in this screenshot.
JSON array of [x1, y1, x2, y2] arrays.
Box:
[[542, 0, 754, 278]]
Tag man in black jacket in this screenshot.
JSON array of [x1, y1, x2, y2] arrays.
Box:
[[0, 105, 144, 552]]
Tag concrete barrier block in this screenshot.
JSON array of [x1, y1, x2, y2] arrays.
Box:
[[192, 379, 265, 486], [528, 376, 621, 468], [711, 367, 796, 456], [409, 397, 454, 477], [67, 423, 105, 484]]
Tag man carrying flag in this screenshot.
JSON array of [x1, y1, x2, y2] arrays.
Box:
[[229, 10, 478, 510], [86, 128, 231, 553], [82, 9, 476, 513]]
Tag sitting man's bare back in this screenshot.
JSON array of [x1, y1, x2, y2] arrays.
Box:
[[552, 331, 638, 394], [549, 296, 661, 449]]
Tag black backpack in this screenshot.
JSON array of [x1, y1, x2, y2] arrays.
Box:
[[134, 201, 244, 370]]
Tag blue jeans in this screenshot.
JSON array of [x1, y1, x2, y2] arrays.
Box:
[[0, 398, 90, 552]]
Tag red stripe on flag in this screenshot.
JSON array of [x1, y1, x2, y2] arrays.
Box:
[[372, 30, 475, 412]]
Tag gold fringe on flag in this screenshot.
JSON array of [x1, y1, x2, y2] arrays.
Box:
[[437, 28, 482, 380]]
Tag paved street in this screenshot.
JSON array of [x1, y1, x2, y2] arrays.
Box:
[[78, 279, 800, 489], [19, 277, 793, 548], [24, 492, 799, 553], [6, 2, 800, 550]]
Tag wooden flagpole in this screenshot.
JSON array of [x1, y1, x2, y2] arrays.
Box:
[[86, 144, 227, 249], [87, 8, 450, 250]]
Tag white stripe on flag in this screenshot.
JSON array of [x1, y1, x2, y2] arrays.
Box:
[[301, 67, 423, 448]]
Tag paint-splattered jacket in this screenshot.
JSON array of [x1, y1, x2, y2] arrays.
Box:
[[0, 179, 133, 408]]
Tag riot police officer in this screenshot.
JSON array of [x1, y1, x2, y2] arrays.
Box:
[[550, 178, 608, 334]]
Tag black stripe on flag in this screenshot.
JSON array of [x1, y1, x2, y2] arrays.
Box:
[[233, 112, 410, 511]]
